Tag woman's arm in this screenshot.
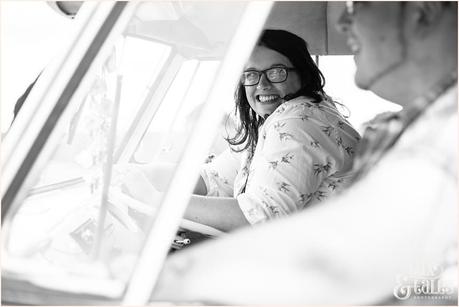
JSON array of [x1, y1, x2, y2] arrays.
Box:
[[152, 155, 457, 304], [127, 162, 208, 195], [117, 164, 245, 231], [184, 195, 250, 232]]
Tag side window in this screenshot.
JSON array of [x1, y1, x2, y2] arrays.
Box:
[[4, 35, 174, 283], [116, 37, 171, 141], [319, 55, 401, 132], [134, 60, 220, 164], [2, 3, 265, 302]]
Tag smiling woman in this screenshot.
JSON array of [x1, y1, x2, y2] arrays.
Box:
[[131, 29, 361, 231], [242, 46, 302, 117], [115, 30, 361, 233]]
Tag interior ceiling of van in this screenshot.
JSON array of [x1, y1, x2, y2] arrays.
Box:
[[127, 1, 351, 58], [265, 2, 350, 55]]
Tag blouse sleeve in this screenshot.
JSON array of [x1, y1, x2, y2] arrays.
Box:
[[200, 148, 240, 197], [237, 116, 344, 224]]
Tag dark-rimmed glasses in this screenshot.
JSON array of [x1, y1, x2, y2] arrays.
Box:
[[241, 66, 296, 86]]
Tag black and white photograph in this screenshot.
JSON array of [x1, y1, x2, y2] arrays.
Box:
[[1, 1, 457, 305]]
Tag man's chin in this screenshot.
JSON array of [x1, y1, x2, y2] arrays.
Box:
[[354, 73, 372, 91], [356, 74, 403, 106]]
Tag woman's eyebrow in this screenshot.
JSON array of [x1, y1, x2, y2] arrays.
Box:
[[270, 63, 288, 67], [244, 64, 288, 71]]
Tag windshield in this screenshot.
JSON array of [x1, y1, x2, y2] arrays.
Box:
[[2, 1, 263, 301]]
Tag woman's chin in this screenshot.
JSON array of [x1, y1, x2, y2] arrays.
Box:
[[257, 103, 281, 118]]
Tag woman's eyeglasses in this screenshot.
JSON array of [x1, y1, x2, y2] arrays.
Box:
[[241, 67, 296, 86]]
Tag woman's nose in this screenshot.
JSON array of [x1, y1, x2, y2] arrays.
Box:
[[257, 73, 272, 89]]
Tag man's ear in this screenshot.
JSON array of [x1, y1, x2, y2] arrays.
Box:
[[410, 2, 445, 37]]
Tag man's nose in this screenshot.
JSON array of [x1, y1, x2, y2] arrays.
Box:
[[257, 73, 272, 89], [336, 8, 352, 34]]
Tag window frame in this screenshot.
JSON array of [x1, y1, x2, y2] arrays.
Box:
[[1, 2, 273, 305]]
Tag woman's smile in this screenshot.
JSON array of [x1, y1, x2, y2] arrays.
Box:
[[257, 94, 282, 104], [245, 46, 301, 117]]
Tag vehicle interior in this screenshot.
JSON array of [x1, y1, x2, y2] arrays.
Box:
[[1, 1, 399, 305]]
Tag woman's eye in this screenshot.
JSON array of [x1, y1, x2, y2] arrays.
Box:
[[246, 71, 259, 80], [268, 68, 286, 80]]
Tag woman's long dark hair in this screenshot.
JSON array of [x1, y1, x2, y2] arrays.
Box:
[[227, 29, 326, 153]]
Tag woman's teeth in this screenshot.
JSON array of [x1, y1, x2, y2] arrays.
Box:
[[258, 95, 279, 103]]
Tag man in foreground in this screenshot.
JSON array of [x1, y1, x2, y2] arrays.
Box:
[[150, 2, 457, 304]]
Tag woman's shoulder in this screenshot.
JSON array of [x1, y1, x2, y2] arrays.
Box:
[[269, 96, 315, 119], [269, 95, 337, 122], [266, 95, 360, 140]]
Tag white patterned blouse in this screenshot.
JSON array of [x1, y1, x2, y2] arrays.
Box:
[[200, 95, 361, 225]]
